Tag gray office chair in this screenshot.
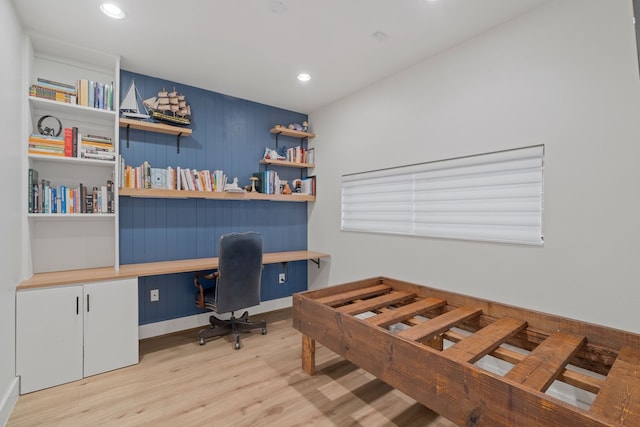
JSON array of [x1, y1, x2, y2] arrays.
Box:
[[194, 231, 267, 349]]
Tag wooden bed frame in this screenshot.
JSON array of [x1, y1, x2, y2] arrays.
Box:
[[292, 277, 640, 427]]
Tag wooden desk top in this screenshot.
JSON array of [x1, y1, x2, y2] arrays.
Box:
[[18, 251, 329, 290]]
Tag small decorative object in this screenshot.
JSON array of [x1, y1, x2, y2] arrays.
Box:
[[288, 124, 295, 130], [264, 147, 285, 160], [37, 115, 62, 137], [282, 181, 292, 195], [143, 86, 191, 127], [292, 178, 302, 193], [250, 176, 259, 192], [302, 121, 309, 132], [224, 177, 244, 192], [291, 123, 303, 132]]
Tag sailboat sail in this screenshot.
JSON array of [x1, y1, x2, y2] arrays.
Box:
[[120, 80, 150, 119]]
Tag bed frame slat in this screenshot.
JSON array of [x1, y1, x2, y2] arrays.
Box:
[[505, 332, 585, 392], [442, 317, 528, 364], [397, 306, 482, 343], [314, 284, 391, 307], [365, 297, 446, 327], [591, 346, 640, 426], [336, 290, 416, 315]]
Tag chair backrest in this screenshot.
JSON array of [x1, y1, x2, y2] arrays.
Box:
[[215, 231, 263, 313]]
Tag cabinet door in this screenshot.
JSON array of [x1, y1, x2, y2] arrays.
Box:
[[83, 278, 139, 377], [16, 286, 83, 394]]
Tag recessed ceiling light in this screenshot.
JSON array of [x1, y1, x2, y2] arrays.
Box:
[[297, 73, 311, 82], [100, 3, 125, 19]]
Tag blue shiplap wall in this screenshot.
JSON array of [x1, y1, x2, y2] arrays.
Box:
[[119, 70, 310, 325]]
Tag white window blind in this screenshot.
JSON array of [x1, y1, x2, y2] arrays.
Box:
[[341, 145, 544, 245]]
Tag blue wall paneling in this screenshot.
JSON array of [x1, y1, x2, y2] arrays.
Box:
[[119, 71, 310, 325]]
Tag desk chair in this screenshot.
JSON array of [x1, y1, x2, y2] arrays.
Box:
[[194, 231, 267, 349]]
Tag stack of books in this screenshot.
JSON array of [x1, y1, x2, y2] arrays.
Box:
[[29, 78, 77, 104], [28, 133, 65, 156], [80, 134, 115, 161]]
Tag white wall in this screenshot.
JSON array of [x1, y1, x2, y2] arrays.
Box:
[[0, 0, 24, 422], [308, 0, 640, 333]]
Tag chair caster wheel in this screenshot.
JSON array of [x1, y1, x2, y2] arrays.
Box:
[[234, 342, 241, 350], [199, 338, 205, 346], [262, 328, 267, 335]]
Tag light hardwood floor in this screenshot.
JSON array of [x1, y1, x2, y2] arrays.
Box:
[[8, 309, 457, 427]]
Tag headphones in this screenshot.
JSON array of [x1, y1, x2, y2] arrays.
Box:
[[37, 115, 62, 137]]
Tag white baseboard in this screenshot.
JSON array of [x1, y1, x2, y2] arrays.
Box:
[[138, 296, 292, 340], [0, 377, 19, 427]]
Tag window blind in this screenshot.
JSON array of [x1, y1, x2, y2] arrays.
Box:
[[341, 145, 544, 245]]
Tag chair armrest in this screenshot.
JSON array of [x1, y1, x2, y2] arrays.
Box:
[[194, 271, 219, 309]]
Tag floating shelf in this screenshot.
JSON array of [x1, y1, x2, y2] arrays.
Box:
[[119, 118, 192, 152], [259, 159, 315, 169], [119, 188, 314, 202], [269, 127, 315, 139]]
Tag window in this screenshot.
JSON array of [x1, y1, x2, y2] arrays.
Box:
[[341, 145, 544, 245]]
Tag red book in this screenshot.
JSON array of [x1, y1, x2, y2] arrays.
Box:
[[64, 127, 73, 157]]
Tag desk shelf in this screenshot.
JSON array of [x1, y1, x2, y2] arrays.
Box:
[[118, 187, 315, 202]]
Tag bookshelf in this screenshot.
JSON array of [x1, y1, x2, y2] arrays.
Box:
[[25, 34, 120, 274]]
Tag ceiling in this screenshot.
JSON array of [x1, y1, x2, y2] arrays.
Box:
[[12, 0, 549, 114]]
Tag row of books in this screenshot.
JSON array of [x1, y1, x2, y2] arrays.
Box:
[[28, 169, 114, 214], [284, 146, 315, 164], [28, 128, 115, 161], [29, 77, 115, 111], [119, 160, 228, 192]]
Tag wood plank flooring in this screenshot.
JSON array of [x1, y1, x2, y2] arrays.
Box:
[[8, 309, 456, 427]]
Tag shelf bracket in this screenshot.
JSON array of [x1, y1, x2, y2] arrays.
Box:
[[176, 132, 183, 153], [309, 258, 320, 268], [275, 133, 280, 149], [125, 124, 131, 149]]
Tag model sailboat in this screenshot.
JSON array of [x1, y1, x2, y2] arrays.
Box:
[[120, 79, 150, 119], [143, 87, 191, 126]]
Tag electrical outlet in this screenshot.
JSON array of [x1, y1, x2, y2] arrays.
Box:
[[150, 289, 159, 302], [279, 273, 286, 284]]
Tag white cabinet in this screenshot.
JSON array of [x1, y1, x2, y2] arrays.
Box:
[[16, 278, 138, 394]]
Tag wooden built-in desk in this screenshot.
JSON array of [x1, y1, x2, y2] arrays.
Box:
[[18, 250, 329, 290]]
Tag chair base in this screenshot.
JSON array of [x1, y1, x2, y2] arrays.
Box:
[[198, 311, 267, 349]]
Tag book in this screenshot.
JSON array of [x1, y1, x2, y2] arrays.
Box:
[[28, 168, 38, 213], [150, 168, 168, 189], [107, 180, 114, 213], [37, 77, 76, 91], [64, 128, 73, 157], [72, 127, 79, 158]]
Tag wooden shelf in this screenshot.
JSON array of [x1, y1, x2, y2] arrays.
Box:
[[259, 159, 315, 169], [120, 118, 192, 152], [119, 118, 193, 136], [118, 188, 315, 202], [270, 127, 315, 139]]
